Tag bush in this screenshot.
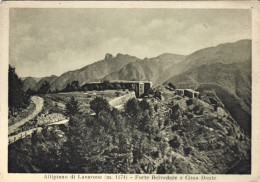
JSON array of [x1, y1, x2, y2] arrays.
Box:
[[186, 99, 193, 106], [125, 98, 139, 117], [193, 105, 204, 115], [168, 135, 182, 149], [187, 113, 193, 119], [63, 81, 80, 92], [90, 97, 110, 115], [170, 104, 180, 121], [37, 81, 51, 94], [184, 146, 193, 156], [157, 159, 177, 174], [154, 104, 159, 112], [65, 96, 80, 117]]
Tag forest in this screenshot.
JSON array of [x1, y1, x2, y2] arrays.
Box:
[[8, 65, 251, 174]]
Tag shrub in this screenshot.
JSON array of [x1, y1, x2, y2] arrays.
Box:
[[125, 98, 139, 117], [170, 104, 180, 121], [90, 97, 110, 115], [193, 105, 204, 115], [187, 112, 193, 119], [65, 96, 80, 117], [38, 81, 51, 94], [184, 146, 193, 156], [168, 135, 182, 149], [186, 99, 193, 106], [157, 159, 177, 174], [154, 104, 159, 112]]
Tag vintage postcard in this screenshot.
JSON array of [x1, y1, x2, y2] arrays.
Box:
[[0, 1, 260, 182]]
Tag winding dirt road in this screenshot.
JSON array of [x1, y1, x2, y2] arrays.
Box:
[[8, 96, 44, 135]]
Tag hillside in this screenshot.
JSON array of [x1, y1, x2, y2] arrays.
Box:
[[35, 75, 58, 91], [22, 75, 58, 92], [49, 53, 139, 91], [21, 77, 42, 82], [22, 77, 38, 92], [103, 40, 251, 86], [184, 39, 251, 69], [9, 95, 251, 174], [103, 54, 185, 86], [164, 62, 251, 136]]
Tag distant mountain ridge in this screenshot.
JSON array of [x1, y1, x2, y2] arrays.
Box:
[[35, 75, 58, 91], [49, 53, 139, 91], [102, 39, 251, 85], [21, 39, 252, 135], [23, 39, 251, 92], [22, 75, 58, 92], [102, 53, 186, 85], [22, 77, 38, 92]]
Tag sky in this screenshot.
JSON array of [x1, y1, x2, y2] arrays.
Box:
[[9, 8, 251, 77]]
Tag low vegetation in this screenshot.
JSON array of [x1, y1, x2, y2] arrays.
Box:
[[8, 65, 31, 117], [9, 94, 251, 174]]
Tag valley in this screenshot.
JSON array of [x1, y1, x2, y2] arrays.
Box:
[[9, 39, 252, 174]]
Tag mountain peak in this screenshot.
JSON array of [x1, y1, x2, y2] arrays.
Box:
[[116, 53, 126, 58], [105, 53, 114, 60]]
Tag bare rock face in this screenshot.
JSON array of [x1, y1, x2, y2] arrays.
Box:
[[105, 53, 114, 60], [49, 53, 139, 91]]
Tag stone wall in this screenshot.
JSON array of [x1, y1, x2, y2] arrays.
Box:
[[37, 113, 66, 126], [109, 92, 136, 108]]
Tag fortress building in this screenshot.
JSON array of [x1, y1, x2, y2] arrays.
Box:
[[176, 88, 200, 98], [109, 80, 153, 97], [82, 80, 153, 98]]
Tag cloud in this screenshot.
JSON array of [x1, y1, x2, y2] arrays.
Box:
[[9, 8, 251, 77]]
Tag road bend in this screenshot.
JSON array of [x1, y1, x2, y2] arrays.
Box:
[[8, 96, 44, 135]]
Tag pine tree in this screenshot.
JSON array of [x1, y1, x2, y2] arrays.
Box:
[[8, 65, 29, 114], [65, 96, 80, 117], [90, 97, 110, 115]]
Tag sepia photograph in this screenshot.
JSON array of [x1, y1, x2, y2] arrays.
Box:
[[7, 7, 252, 174], [1, 2, 259, 181]]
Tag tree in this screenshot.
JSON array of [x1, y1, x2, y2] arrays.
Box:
[[37, 81, 50, 94], [102, 80, 110, 90], [170, 104, 181, 121], [125, 98, 140, 118], [8, 65, 29, 114], [65, 96, 80, 117], [168, 134, 182, 149], [90, 97, 110, 115], [26, 88, 36, 96], [63, 81, 80, 92]]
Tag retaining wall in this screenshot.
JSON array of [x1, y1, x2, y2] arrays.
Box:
[[109, 92, 136, 108]]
